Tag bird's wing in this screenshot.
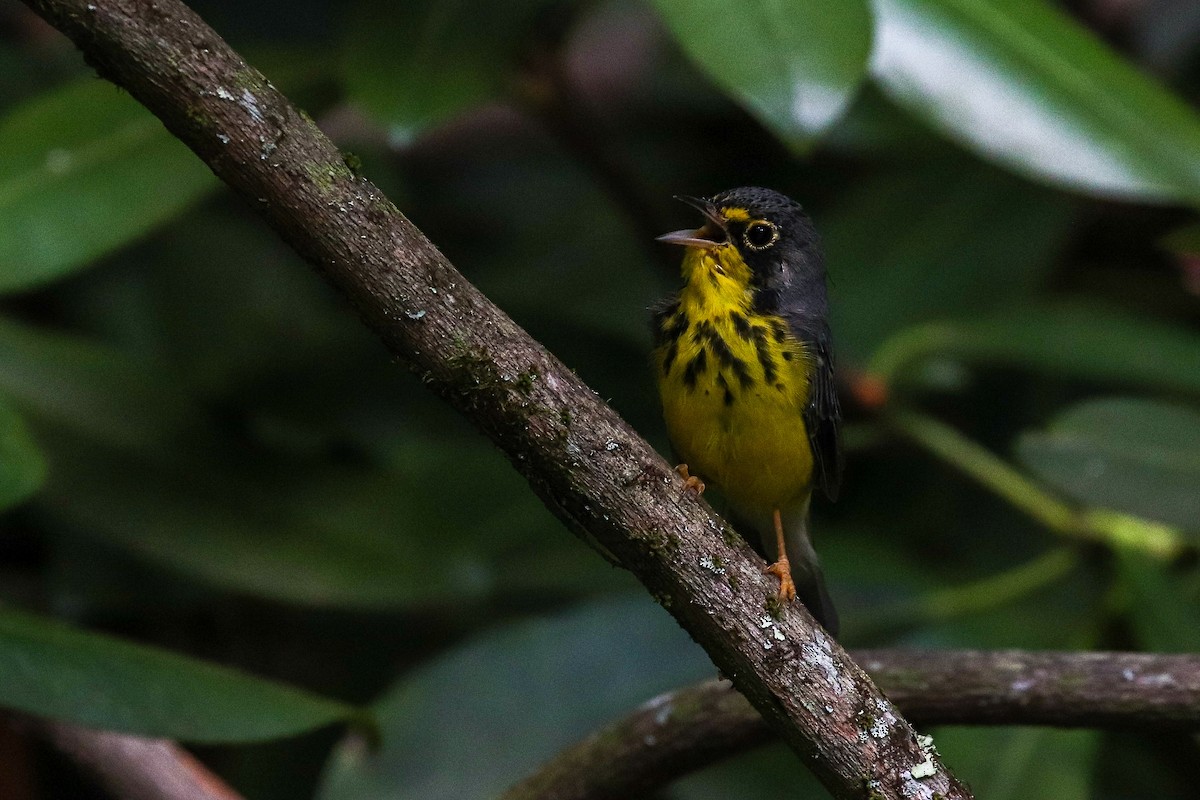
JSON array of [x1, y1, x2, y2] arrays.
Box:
[[790, 317, 843, 502]]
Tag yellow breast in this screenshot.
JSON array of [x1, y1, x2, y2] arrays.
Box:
[[654, 278, 815, 513]]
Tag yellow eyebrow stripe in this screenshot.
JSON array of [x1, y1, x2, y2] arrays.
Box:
[[720, 207, 750, 222]]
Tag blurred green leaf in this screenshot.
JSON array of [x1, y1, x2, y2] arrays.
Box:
[[870, 305, 1200, 394], [821, 160, 1074, 361], [871, 0, 1200, 203], [651, 0, 873, 146], [1017, 398, 1200, 533], [318, 595, 710, 800], [58, 206, 368, 402], [0, 311, 614, 609], [1114, 550, 1200, 652], [49, 205, 456, 462], [903, 547, 1078, 625], [673, 743, 822, 799], [38, 432, 618, 609], [933, 728, 1099, 800], [0, 607, 359, 742], [1159, 220, 1200, 256], [0, 397, 45, 510], [41, 450, 439, 609], [905, 563, 1102, 650], [0, 78, 218, 293], [1092, 730, 1195, 800], [822, 84, 944, 155], [0, 316, 221, 461], [0, 44, 74, 110], [342, 0, 549, 142]]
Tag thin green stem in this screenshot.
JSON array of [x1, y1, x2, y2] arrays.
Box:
[[859, 547, 1079, 635], [889, 409, 1077, 529], [918, 546, 1078, 620], [887, 409, 1185, 559]]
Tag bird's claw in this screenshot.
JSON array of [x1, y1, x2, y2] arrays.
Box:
[[675, 464, 705, 496], [765, 559, 796, 602]]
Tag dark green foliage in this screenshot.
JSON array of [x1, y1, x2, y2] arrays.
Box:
[[0, 79, 218, 292], [0, 607, 361, 742]]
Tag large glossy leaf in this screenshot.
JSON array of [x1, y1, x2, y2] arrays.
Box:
[[819, 159, 1074, 361], [651, 0, 873, 146], [0, 78, 218, 293], [318, 596, 711, 800], [0, 607, 359, 742], [342, 0, 549, 142], [0, 397, 45, 510], [1017, 398, 1200, 533], [871, 0, 1200, 203], [870, 304, 1200, 394]]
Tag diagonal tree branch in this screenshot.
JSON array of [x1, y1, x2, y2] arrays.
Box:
[[22, 1, 970, 797], [503, 649, 1200, 800]]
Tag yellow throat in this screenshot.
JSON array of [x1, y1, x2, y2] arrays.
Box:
[[654, 244, 816, 514]]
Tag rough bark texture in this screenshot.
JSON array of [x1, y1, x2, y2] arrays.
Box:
[[21, 1, 970, 797], [859, 649, 1200, 728], [503, 649, 1200, 800]]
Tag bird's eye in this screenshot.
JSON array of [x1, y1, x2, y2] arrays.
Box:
[[743, 220, 779, 251]]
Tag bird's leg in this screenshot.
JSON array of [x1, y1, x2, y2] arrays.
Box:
[[764, 508, 797, 601], [675, 464, 705, 495]]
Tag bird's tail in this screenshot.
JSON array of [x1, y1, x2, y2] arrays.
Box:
[[728, 502, 840, 635], [781, 505, 839, 636]]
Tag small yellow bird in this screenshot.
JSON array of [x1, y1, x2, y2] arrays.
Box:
[[653, 188, 842, 633]]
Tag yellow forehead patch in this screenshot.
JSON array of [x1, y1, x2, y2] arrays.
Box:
[[719, 207, 750, 222]]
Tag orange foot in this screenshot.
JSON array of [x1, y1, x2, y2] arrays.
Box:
[[675, 464, 705, 496], [765, 558, 797, 602]]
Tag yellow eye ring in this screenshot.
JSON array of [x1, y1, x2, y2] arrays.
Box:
[[743, 220, 779, 251]]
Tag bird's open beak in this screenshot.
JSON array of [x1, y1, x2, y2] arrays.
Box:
[[656, 195, 727, 248], [655, 229, 722, 248]]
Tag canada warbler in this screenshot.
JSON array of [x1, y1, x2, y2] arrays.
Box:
[[653, 187, 843, 633]]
